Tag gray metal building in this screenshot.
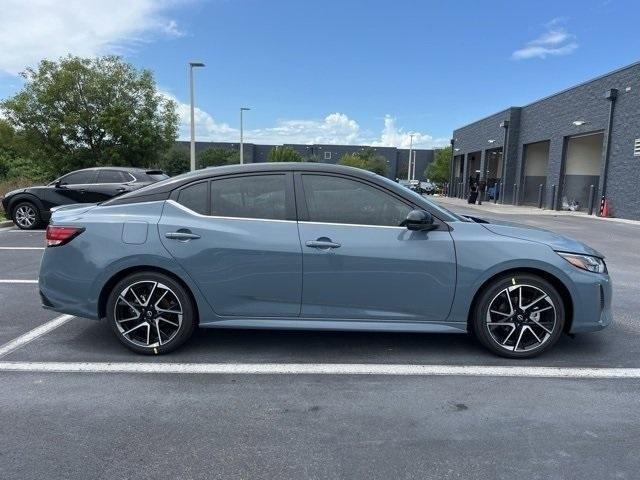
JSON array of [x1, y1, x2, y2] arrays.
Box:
[[176, 141, 434, 181], [450, 61, 640, 220]]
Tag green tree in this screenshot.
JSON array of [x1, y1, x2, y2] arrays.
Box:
[[0, 55, 178, 176], [338, 148, 387, 175], [268, 146, 302, 162], [156, 147, 189, 177], [425, 146, 451, 183], [198, 148, 239, 168]]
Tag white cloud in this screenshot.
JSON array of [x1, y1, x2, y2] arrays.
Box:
[[0, 0, 186, 75], [511, 20, 578, 60], [164, 93, 447, 149]]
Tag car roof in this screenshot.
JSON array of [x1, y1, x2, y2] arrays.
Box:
[[70, 167, 151, 173]]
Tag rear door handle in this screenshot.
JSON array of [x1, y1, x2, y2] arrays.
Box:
[[306, 239, 341, 249], [165, 232, 201, 241]]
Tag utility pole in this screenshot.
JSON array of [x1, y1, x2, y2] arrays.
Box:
[[189, 61, 205, 171], [240, 107, 250, 164], [407, 133, 415, 181], [412, 150, 417, 181]]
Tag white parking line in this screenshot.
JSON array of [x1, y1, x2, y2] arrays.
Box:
[[0, 247, 44, 250], [0, 361, 640, 379], [0, 279, 38, 284], [0, 314, 74, 359]]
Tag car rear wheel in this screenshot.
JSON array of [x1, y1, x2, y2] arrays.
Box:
[[12, 201, 43, 230], [472, 273, 565, 358], [106, 272, 196, 355]]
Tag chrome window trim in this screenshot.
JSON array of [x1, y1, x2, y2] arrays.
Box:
[[166, 199, 296, 224], [298, 220, 405, 230]]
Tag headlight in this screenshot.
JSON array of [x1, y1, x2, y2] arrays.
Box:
[[557, 252, 607, 273]]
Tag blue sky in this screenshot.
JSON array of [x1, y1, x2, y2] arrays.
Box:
[[1, 0, 638, 147]]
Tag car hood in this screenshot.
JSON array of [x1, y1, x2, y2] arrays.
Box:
[[480, 221, 604, 258], [3, 188, 27, 198]]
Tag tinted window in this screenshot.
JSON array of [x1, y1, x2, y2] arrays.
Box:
[[211, 175, 287, 220], [61, 171, 94, 185], [177, 181, 208, 215], [302, 175, 411, 226], [96, 170, 128, 183]]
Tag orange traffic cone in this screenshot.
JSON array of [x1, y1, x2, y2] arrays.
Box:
[[599, 197, 611, 217]]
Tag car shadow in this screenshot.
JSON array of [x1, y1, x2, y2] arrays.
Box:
[[14, 316, 630, 368]]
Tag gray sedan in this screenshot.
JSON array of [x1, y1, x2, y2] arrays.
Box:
[[38, 163, 612, 358]]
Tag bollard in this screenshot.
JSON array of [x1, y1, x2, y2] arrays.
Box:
[[537, 184, 544, 209], [512, 183, 517, 205], [587, 185, 595, 215], [550, 184, 557, 210]]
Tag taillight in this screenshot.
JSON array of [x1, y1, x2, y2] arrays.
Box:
[[46, 226, 85, 247]]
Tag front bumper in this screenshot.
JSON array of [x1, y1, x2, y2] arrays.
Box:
[[568, 272, 613, 333]]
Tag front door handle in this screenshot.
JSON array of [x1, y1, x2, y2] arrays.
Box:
[[306, 238, 341, 249], [165, 231, 201, 241]]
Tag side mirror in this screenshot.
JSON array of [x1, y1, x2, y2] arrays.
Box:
[[55, 180, 66, 188], [401, 209, 437, 231]]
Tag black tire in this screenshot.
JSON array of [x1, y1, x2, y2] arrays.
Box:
[[472, 273, 565, 359], [106, 271, 196, 355], [12, 201, 43, 230]]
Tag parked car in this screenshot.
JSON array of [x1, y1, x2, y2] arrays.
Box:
[[39, 163, 611, 358], [1, 167, 168, 230]]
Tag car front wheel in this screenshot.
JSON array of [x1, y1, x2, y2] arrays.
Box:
[[472, 273, 565, 358], [106, 272, 196, 355]]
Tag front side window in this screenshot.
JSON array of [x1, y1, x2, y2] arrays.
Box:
[[177, 181, 208, 215], [211, 175, 287, 220], [60, 171, 94, 185], [302, 174, 411, 226]]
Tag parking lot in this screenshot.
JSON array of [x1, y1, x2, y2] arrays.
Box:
[[1, 207, 640, 480]]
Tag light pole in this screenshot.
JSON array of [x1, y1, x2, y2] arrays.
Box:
[[407, 133, 415, 181], [189, 61, 205, 172], [240, 107, 250, 164], [412, 150, 417, 181]]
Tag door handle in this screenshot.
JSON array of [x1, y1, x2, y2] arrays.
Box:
[[306, 239, 341, 249], [116, 187, 126, 192], [165, 231, 201, 241]]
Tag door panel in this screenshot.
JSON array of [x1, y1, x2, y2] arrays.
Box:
[[159, 202, 302, 317], [298, 222, 456, 321]]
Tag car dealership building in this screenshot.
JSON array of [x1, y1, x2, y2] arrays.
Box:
[[450, 61, 640, 220]]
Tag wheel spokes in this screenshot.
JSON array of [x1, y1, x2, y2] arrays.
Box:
[[114, 280, 183, 348], [486, 283, 556, 352]]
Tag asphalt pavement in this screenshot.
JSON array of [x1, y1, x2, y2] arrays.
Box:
[[0, 205, 639, 479]]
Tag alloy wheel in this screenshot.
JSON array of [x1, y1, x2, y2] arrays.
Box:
[[485, 283, 557, 353], [15, 205, 36, 229], [114, 281, 183, 348]]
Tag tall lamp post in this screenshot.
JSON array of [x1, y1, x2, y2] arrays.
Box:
[[407, 133, 415, 181], [240, 107, 250, 164], [189, 61, 205, 172]]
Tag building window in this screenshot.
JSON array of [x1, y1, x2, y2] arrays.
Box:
[[634, 138, 640, 157], [324, 151, 332, 160]]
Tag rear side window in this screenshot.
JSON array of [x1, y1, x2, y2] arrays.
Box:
[[177, 181, 208, 215], [301, 174, 411, 226], [97, 170, 129, 183], [210, 175, 287, 220], [60, 171, 94, 185]]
